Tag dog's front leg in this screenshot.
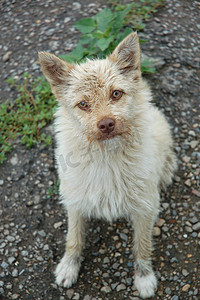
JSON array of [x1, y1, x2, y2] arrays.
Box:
[[55, 208, 85, 288], [132, 212, 158, 299]]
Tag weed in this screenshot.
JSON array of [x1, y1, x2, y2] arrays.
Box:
[[0, 73, 56, 163], [47, 180, 60, 199], [60, 1, 164, 73]]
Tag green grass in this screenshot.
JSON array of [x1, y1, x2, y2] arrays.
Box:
[[0, 0, 164, 164], [0, 73, 56, 163]]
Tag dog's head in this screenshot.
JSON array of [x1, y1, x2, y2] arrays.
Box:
[[39, 33, 146, 146]]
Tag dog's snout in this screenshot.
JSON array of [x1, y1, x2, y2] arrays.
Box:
[[98, 118, 115, 134]]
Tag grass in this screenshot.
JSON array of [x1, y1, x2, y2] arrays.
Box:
[[0, 0, 164, 164], [0, 73, 56, 163]]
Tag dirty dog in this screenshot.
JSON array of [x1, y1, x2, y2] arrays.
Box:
[[39, 32, 177, 298]]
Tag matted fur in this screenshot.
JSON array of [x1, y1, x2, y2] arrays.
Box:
[[39, 32, 177, 299]]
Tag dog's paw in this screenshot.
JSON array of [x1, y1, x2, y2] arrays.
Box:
[[55, 255, 80, 288], [134, 272, 157, 299]]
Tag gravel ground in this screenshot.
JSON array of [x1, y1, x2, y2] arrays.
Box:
[[0, 0, 200, 299]]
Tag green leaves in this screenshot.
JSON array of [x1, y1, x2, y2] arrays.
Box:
[[61, 1, 163, 74], [61, 6, 135, 63], [74, 18, 96, 34], [141, 57, 156, 74]]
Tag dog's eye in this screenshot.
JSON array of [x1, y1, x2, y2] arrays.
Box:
[[78, 101, 90, 111], [111, 90, 123, 101]]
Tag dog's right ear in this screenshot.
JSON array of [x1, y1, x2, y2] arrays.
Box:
[[109, 32, 141, 74], [39, 52, 72, 87]]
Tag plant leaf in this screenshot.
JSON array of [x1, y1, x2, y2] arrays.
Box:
[[74, 18, 96, 34], [97, 36, 115, 52]]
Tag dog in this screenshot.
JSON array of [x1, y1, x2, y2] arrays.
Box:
[[39, 32, 177, 298]]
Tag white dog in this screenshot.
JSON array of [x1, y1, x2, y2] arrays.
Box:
[[39, 32, 177, 298]]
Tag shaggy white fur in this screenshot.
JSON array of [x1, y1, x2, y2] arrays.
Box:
[[134, 273, 157, 299], [39, 32, 177, 299]]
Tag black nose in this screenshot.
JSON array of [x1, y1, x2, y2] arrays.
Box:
[[97, 118, 115, 134]]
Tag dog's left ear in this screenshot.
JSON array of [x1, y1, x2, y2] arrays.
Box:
[[109, 32, 141, 74], [39, 52, 72, 87]]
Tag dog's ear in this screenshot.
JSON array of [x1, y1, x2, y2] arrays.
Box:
[[39, 52, 72, 87], [109, 32, 140, 74]]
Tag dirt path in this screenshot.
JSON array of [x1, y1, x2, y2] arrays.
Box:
[[0, 0, 199, 299]]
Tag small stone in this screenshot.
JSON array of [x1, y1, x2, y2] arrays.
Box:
[[101, 286, 111, 293], [21, 250, 28, 256], [0, 180, 4, 185], [112, 263, 120, 269], [119, 232, 128, 242], [191, 190, 200, 197], [185, 226, 192, 233], [153, 227, 161, 237], [165, 287, 171, 295], [66, 289, 74, 299], [83, 296, 91, 300], [7, 235, 15, 242], [10, 155, 18, 165], [3, 51, 12, 62], [0, 242, 6, 249], [162, 203, 169, 210], [116, 283, 126, 292], [192, 222, 200, 231], [1, 261, 8, 269], [12, 269, 18, 277], [8, 257, 16, 264], [12, 294, 20, 299], [54, 221, 63, 229], [103, 257, 110, 264], [182, 156, 190, 163], [182, 284, 190, 292], [64, 17, 71, 23], [189, 216, 198, 224], [182, 269, 189, 277], [38, 230, 46, 237], [190, 140, 198, 149], [73, 294, 80, 300], [184, 179, 191, 187], [43, 244, 49, 250], [156, 218, 165, 227]]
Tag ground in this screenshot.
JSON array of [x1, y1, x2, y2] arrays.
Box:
[[0, 0, 199, 299]]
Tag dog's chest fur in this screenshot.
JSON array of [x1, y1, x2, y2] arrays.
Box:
[[55, 107, 159, 222]]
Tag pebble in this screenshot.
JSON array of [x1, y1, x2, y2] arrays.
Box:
[[66, 289, 74, 299], [8, 257, 16, 264], [54, 221, 63, 229], [12, 269, 18, 277], [7, 235, 15, 242], [156, 218, 165, 227], [192, 222, 200, 231], [153, 227, 161, 237], [182, 269, 189, 276], [38, 230, 46, 237], [101, 286, 111, 293], [182, 284, 190, 292], [119, 232, 128, 242], [3, 51, 12, 62], [11, 294, 20, 299], [1, 261, 8, 269], [116, 283, 126, 292]]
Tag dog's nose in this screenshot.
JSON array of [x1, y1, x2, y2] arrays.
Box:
[[97, 118, 115, 134]]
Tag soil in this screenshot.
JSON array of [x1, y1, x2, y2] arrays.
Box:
[[0, 0, 199, 299]]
